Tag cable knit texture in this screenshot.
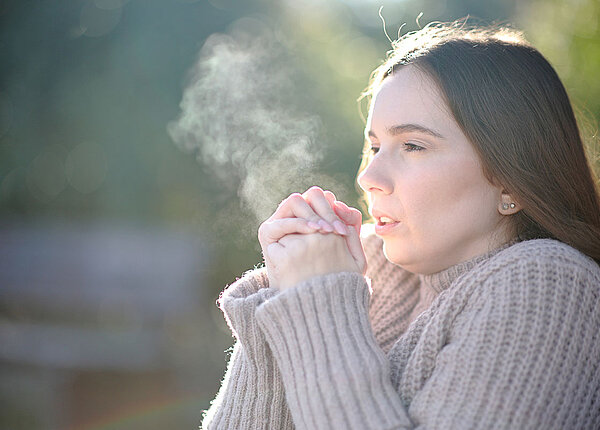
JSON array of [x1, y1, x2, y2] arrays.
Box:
[[202, 226, 600, 429]]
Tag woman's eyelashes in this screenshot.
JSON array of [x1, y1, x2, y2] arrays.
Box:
[[369, 142, 425, 154], [404, 142, 425, 152]]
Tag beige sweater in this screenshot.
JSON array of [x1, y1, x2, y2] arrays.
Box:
[[202, 226, 600, 429]]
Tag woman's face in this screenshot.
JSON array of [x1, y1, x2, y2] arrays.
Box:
[[358, 66, 509, 274]]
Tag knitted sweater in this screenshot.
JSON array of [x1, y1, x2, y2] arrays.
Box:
[[202, 226, 600, 429]]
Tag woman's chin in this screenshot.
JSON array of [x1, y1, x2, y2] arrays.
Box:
[[382, 243, 411, 269], [382, 243, 439, 275]]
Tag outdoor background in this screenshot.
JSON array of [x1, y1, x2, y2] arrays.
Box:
[[1, 0, 598, 428]]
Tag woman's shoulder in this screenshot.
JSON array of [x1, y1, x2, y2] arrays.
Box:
[[494, 238, 599, 272], [478, 238, 600, 294], [454, 239, 600, 333]]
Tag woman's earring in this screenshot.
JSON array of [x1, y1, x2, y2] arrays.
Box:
[[502, 202, 516, 211]]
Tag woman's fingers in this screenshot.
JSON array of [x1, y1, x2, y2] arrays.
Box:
[[303, 187, 348, 235], [267, 187, 362, 238], [269, 193, 324, 230], [269, 189, 348, 235], [344, 221, 368, 274], [307, 188, 362, 235], [323, 190, 336, 207], [333, 201, 362, 235], [258, 218, 318, 249]]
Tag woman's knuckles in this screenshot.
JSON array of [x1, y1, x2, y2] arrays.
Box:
[[304, 186, 325, 197]]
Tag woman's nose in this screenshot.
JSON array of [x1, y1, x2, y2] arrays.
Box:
[[358, 157, 393, 195]]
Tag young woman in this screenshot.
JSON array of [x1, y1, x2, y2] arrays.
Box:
[[202, 21, 600, 429]]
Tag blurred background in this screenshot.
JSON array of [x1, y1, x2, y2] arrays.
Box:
[[0, 0, 598, 428]]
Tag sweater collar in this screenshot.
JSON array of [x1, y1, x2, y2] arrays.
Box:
[[418, 240, 519, 294]]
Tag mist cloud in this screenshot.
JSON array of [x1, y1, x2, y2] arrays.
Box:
[[168, 18, 332, 225]]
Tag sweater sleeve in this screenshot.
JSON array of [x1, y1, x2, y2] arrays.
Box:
[[201, 268, 294, 429], [405, 251, 600, 429], [202, 227, 409, 429], [255, 271, 413, 429]]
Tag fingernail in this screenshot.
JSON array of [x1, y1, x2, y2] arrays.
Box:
[[307, 220, 321, 230], [333, 220, 348, 235], [318, 219, 334, 232]]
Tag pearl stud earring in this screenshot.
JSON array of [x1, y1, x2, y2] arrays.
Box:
[[502, 203, 516, 210]]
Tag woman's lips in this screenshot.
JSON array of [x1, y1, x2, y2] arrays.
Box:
[[374, 216, 401, 235]]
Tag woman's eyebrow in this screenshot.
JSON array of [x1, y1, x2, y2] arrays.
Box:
[[367, 124, 445, 140]]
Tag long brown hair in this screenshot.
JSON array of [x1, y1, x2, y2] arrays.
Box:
[[359, 20, 600, 264]]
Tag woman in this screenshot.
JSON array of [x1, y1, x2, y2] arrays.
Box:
[[202, 20, 600, 429]]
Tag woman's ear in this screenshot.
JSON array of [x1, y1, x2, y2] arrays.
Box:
[[498, 192, 521, 215]]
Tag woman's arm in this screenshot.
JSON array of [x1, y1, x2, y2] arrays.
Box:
[[255, 270, 412, 429], [203, 188, 360, 429], [201, 269, 294, 429], [252, 187, 408, 429]]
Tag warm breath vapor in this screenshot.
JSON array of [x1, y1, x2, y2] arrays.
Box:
[[168, 18, 339, 226]]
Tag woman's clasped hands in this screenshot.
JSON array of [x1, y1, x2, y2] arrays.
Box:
[[258, 186, 367, 290]]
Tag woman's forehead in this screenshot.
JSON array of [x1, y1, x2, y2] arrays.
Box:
[[367, 67, 453, 133]]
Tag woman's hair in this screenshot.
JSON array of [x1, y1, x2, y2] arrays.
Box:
[[358, 19, 600, 264]]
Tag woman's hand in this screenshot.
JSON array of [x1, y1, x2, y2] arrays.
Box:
[[258, 187, 366, 289], [267, 226, 365, 290]]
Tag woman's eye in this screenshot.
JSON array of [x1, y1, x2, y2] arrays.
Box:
[[404, 142, 424, 152], [369, 146, 380, 155]]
